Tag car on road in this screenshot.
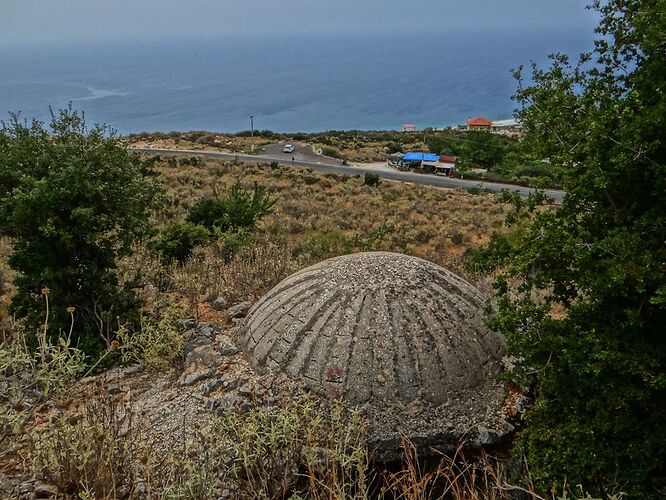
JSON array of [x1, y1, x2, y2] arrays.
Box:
[[283, 144, 295, 153]]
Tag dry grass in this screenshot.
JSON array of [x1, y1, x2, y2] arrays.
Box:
[[152, 156, 508, 281]]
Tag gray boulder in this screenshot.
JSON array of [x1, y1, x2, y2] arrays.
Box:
[[227, 301, 252, 319], [212, 296, 227, 311]]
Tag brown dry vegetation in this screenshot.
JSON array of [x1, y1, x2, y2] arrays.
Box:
[[119, 155, 509, 319], [153, 156, 507, 274], [1, 155, 617, 499]]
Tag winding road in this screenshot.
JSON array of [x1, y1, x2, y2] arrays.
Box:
[[134, 146, 565, 200]]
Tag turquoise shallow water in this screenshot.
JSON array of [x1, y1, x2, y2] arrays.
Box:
[[0, 29, 592, 134]]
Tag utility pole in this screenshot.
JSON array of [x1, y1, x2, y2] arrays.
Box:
[[250, 114, 255, 152]]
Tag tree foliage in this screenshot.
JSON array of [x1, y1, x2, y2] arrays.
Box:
[[485, 1, 666, 495], [0, 107, 161, 354]]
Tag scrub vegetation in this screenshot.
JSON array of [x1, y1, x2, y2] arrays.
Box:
[[0, 1, 663, 497]]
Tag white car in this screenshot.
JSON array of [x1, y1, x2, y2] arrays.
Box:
[[283, 144, 295, 153]]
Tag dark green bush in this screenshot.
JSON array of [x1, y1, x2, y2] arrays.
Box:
[[484, 2, 666, 495], [186, 197, 229, 232], [364, 172, 381, 187], [0, 107, 161, 355], [187, 181, 276, 233], [150, 221, 209, 263]]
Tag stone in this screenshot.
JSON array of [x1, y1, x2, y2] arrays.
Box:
[[212, 296, 227, 311], [178, 369, 215, 387], [476, 426, 501, 446], [238, 252, 509, 455], [180, 325, 224, 387], [217, 336, 239, 356], [238, 400, 253, 413], [222, 379, 239, 391], [200, 290, 218, 304], [238, 383, 253, 397], [514, 396, 531, 415], [201, 379, 223, 396], [34, 481, 59, 498], [120, 364, 143, 377], [182, 317, 197, 329], [107, 383, 122, 395], [227, 301, 252, 319], [195, 322, 221, 339], [134, 478, 147, 495]]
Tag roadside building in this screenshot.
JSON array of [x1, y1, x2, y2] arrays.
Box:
[[434, 154, 458, 175], [388, 152, 405, 167], [490, 118, 522, 135], [466, 117, 492, 129], [402, 123, 417, 132], [403, 152, 439, 169]]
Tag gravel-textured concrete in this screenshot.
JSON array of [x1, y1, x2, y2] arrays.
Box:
[[238, 252, 511, 455]]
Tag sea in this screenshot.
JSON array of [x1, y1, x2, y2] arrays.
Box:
[[0, 28, 593, 134]]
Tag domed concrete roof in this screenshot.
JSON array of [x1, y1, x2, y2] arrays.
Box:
[[238, 252, 510, 452]]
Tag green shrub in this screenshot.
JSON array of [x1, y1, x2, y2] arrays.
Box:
[[486, 1, 666, 495], [297, 230, 354, 259], [117, 305, 186, 372], [364, 172, 381, 187], [187, 181, 275, 232], [1, 311, 85, 448], [185, 196, 228, 231], [150, 221, 209, 263], [0, 107, 161, 355], [212, 228, 254, 261], [320, 145, 342, 158], [302, 175, 319, 185]]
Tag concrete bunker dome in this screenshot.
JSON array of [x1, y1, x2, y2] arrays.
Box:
[[238, 252, 510, 450]]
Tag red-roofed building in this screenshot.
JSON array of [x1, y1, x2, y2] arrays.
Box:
[[467, 117, 492, 129], [439, 154, 458, 165], [402, 123, 416, 132]]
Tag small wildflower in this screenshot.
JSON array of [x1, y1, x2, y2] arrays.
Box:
[[67, 306, 76, 314], [41, 287, 50, 296]]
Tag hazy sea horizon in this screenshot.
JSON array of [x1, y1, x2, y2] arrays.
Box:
[[0, 29, 593, 134]]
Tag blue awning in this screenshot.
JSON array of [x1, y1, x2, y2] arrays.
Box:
[[403, 152, 440, 162]]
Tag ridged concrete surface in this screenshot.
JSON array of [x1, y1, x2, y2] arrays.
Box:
[[240, 252, 503, 402], [238, 252, 510, 453]]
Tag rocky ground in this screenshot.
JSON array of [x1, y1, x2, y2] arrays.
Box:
[[1, 294, 528, 499], [0, 299, 307, 499]]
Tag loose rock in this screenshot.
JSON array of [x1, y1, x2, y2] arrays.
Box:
[[212, 296, 227, 311], [34, 481, 59, 498], [227, 301, 252, 319]]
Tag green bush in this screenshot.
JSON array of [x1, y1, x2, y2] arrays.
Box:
[[216, 228, 254, 261], [1, 317, 85, 445], [117, 305, 186, 371], [164, 397, 367, 498], [0, 107, 161, 355], [187, 181, 276, 232], [364, 172, 381, 187], [150, 221, 209, 263], [484, 2, 666, 495]]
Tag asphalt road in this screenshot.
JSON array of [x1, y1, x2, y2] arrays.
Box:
[[134, 146, 565, 200]]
